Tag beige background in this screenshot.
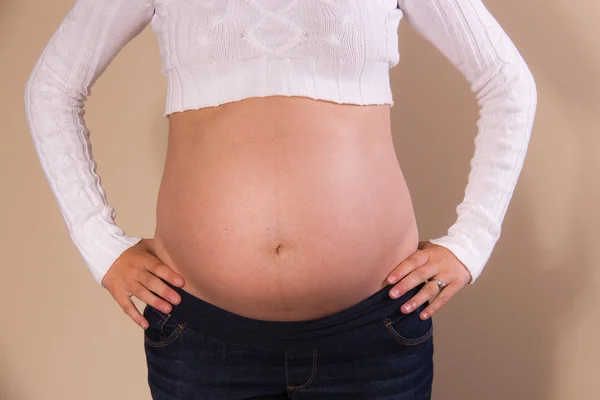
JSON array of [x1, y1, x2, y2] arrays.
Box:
[[2, 0, 599, 399]]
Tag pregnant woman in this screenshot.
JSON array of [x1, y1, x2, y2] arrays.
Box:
[[24, 0, 536, 398]]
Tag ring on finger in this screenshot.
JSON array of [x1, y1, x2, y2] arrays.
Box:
[[430, 278, 447, 292]]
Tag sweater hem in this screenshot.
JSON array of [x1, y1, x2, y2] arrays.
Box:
[[163, 58, 394, 116]]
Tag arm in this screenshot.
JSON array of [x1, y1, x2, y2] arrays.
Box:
[[397, 0, 538, 283], [24, 0, 155, 287]]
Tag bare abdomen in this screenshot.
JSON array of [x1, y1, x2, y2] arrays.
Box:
[[153, 97, 419, 321]]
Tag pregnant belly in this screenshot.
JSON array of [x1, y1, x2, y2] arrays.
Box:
[[153, 99, 419, 321]]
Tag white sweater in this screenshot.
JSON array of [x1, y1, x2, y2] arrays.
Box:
[[24, 0, 537, 287]]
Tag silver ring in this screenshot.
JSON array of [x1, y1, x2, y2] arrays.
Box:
[[430, 279, 447, 292]]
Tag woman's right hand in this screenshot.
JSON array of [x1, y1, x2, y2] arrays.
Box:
[[101, 238, 185, 330]]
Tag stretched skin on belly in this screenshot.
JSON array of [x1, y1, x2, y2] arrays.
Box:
[[152, 99, 419, 321]]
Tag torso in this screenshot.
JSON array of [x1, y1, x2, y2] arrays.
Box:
[[152, 96, 419, 321]]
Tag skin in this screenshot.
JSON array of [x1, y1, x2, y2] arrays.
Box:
[[386, 240, 472, 320], [101, 96, 473, 329]]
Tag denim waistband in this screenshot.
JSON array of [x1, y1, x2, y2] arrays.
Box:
[[165, 279, 424, 352]]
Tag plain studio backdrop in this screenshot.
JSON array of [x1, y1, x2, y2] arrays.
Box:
[[1, 0, 599, 399]]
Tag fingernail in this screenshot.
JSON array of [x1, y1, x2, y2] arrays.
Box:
[[390, 289, 399, 298], [422, 312, 429, 319], [403, 303, 412, 312], [388, 276, 397, 284], [142, 322, 148, 329]]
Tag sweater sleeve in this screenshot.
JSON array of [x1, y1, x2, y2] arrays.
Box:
[[24, 0, 155, 288], [396, 0, 537, 283]]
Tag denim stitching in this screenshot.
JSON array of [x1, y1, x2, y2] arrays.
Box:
[[383, 318, 433, 346], [147, 306, 171, 341], [287, 349, 318, 390], [144, 321, 188, 348]]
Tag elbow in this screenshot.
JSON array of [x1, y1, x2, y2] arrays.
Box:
[[517, 63, 538, 134], [478, 60, 538, 124], [25, 68, 35, 105], [507, 62, 538, 140], [24, 61, 85, 123], [525, 66, 538, 116], [24, 68, 41, 121], [24, 70, 53, 128], [512, 52, 538, 115], [24, 59, 48, 113]]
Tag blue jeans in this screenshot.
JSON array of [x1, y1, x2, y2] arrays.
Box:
[[143, 279, 434, 399]]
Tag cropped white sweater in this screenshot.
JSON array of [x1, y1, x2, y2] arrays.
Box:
[[24, 0, 537, 287]]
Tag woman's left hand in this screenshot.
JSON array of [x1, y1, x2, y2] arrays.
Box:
[[385, 240, 472, 320]]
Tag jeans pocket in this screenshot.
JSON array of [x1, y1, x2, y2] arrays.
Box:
[[143, 304, 188, 348], [382, 300, 433, 347]]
